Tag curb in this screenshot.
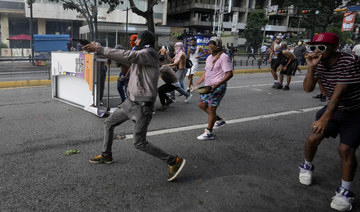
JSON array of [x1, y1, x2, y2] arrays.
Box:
[[0, 66, 308, 89]]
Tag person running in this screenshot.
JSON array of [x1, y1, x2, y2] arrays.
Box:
[[158, 45, 168, 61], [156, 57, 192, 111], [298, 32, 360, 211], [114, 45, 130, 104], [268, 36, 283, 89], [276, 42, 298, 90], [167, 42, 187, 91], [117, 35, 137, 104], [247, 46, 256, 60], [186, 37, 205, 92], [193, 36, 233, 140], [84, 30, 186, 182]]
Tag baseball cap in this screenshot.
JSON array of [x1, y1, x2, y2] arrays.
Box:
[[307, 32, 339, 46], [209, 36, 222, 46]]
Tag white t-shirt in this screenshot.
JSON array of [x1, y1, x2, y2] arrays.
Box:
[[352, 44, 360, 56], [260, 45, 267, 53], [189, 46, 201, 63]]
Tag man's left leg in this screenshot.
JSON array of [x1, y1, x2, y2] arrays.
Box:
[[132, 102, 186, 181], [330, 143, 357, 211]]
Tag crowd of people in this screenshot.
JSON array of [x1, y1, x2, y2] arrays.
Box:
[[80, 31, 360, 211]]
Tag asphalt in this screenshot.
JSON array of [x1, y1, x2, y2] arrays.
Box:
[[1, 72, 359, 211]]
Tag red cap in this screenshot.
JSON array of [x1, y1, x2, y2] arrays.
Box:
[[307, 32, 339, 46]]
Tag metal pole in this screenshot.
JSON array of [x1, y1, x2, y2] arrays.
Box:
[[107, 60, 110, 111], [29, 1, 34, 65], [126, 7, 129, 49]]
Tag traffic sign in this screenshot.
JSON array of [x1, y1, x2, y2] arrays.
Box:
[[348, 5, 360, 11]]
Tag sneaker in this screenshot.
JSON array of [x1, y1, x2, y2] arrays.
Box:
[[213, 120, 226, 129], [320, 94, 326, 102], [283, 85, 290, 90], [156, 105, 167, 111], [330, 187, 355, 211], [313, 94, 321, 98], [272, 82, 279, 88], [299, 163, 314, 185], [184, 94, 193, 103], [276, 83, 283, 89], [197, 129, 215, 140], [167, 156, 186, 182], [165, 98, 175, 106], [89, 154, 113, 164]]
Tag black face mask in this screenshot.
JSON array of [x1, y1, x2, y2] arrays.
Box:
[[191, 43, 197, 47]]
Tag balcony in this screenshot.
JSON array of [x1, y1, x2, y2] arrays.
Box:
[[168, 2, 215, 14], [0, 0, 25, 14]]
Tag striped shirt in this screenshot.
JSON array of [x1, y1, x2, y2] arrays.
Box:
[[315, 52, 360, 111]]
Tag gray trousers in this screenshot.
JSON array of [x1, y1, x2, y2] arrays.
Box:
[[102, 99, 176, 165]]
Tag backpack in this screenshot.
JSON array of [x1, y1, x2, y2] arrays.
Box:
[[186, 58, 193, 69]]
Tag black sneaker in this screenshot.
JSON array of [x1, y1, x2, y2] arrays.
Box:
[[283, 85, 290, 90], [271, 82, 279, 88], [320, 94, 326, 102], [167, 156, 186, 182], [165, 98, 176, 106], [276, 84, 283, 89], [89, 154, 113, 164], [156, 105, 167, 111], [313, 94, 321, 98]]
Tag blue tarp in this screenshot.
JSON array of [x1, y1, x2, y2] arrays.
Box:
[[33, 34, 70, 52]]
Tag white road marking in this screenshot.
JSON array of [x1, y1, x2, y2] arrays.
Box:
[[120, 106, 323, 140]]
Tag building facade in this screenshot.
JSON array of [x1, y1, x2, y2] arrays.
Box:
[[166, 0, 305, 36], [0, 0, 169, 49], [0, 0, 307, 52]]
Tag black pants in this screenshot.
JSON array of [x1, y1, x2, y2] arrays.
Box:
[[158, 83, 177, 105], [99, 64, 107, 101], [248, 54, 256, 60]]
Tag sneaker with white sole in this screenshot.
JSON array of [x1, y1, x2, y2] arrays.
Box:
[[213, 120, 226, 129], [184, 94, 193, 103], [197, 129, 215, 140], [299, 163, 314, 185], [330, 187, 355, 211], [167, 156, 186, 182]]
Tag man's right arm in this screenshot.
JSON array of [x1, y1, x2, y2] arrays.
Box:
[[303, 68, 317, 92], [303, 54, 323, 92]]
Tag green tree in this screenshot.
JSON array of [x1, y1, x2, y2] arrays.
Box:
[[101, 0, 160, 33], [46, 0, 114, 41], [283, 0, 343, 38], [244, 9, 268, 52]]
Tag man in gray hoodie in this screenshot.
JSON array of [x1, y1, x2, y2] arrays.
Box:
[[83, 30, 186, 182]]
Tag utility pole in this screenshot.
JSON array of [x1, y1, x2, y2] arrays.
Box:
[[29, 0, 34, 65], [126, 7, 129, 49], [94, 0, 98, 40]]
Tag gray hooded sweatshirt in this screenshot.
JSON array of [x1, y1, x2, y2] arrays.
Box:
[[98, 46, 159, 102]]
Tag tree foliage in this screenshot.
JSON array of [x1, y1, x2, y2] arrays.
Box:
[[47, 0, 111, 41], [101, 0, 160, 33], [281, 0, 343, 38], [244, 9, 268, 51]]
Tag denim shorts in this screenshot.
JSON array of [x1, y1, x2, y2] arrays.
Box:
[[199, 83, 227, 106], [316, 106, 360, 149]]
